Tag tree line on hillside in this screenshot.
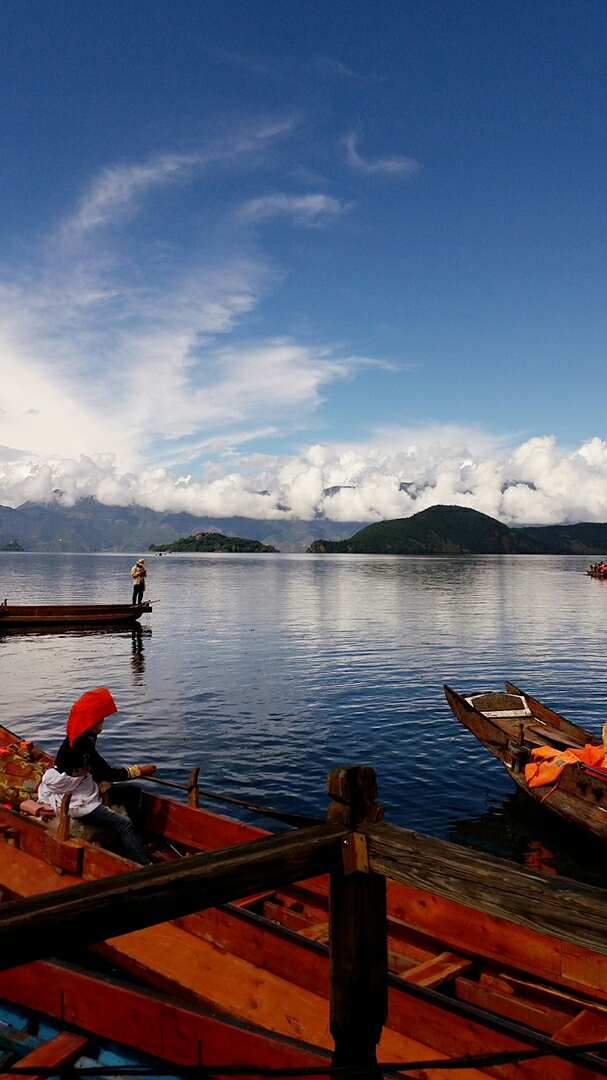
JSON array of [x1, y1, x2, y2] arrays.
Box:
[[307, 506, 607, 555], [149, 532, 279, 553]]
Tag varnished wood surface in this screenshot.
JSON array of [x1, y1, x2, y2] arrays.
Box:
[[364, 820, 607, 957], [0, 824, 347, 971], [3, 959, 330, 1070]]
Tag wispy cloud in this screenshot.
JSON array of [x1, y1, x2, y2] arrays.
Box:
[[240, 193, 346, 223], [61, 154, 201, 241], [312, 55, 357, 78], [343, 134, 421, 176], [0, 130, 369, 472], [60, 120, 298, 242]]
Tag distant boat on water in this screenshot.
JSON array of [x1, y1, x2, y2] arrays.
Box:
[[0, 601, 152, 628]]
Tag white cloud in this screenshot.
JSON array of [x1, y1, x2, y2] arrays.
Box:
[[3, 434, 607, 525], [343, 134, 421, 176], [240, 193, 345, 223], [61, 154, 201, 241], [0, 133, 365, 471]]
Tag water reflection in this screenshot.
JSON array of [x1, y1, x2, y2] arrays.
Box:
[[131, 625, 146, 678], [447, 787, 607, 889]]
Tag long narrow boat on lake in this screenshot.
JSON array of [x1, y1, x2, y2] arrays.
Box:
[[0, 602, 152, 628], [4, 722, 607, 1078], [444, 682, 607, 842]]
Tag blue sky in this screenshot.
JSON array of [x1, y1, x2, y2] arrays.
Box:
[[1, 1, 607, 524]]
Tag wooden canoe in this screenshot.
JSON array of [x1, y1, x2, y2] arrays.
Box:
[[0, 603, 152, 627], [4, 724, 607, 1077], [444, 682, 607, 843]]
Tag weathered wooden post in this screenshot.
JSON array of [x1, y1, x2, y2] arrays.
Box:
[[327, 765, 387, 1077], [57, 793, 72, 842], [187, 767, 200, 808]]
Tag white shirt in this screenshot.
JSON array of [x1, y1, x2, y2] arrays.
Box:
[[37, 767, 102, 818]]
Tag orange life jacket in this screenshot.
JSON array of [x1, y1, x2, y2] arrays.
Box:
[[524, 743, 605, 788]]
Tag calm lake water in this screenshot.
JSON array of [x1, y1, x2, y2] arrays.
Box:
[[2, 551, 607, 885]]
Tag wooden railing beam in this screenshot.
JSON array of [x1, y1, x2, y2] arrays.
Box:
[[0, 823, 347, 973], [361, 819, 607, 957]]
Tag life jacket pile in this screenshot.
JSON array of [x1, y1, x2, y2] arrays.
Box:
[[524, 743, 606, 788]]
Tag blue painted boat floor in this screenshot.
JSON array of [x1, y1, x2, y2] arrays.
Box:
[[0, 1000, 178, 1080]]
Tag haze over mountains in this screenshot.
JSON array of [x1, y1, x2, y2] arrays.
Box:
[[2, 500, 607, 556], [0, 499, 362, 554]]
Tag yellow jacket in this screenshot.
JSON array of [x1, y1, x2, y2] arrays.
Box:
[[131, 563, 146, 587]]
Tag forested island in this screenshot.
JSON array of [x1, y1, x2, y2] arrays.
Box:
[[307, 505, 607, 555], [149, 532, 279, 553], [0, 540, 23, 552]]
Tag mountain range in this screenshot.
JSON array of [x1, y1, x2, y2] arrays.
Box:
[[0, 499, 363, 554], [2, 499, 607, 556]]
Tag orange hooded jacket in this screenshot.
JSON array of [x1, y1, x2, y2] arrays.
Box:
[[66, 688, 117, 746]]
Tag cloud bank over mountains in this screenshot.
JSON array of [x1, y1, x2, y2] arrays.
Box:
[[3, 434, 607, 526]]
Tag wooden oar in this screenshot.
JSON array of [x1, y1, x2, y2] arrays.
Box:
[[139, 773, 323, 829]]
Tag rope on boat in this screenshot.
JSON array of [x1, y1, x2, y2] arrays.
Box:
[[6, 1036, 607, 1077]]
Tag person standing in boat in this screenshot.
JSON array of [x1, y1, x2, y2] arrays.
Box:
[[37, 687, 156, 866], [131, 558, 147, 605]]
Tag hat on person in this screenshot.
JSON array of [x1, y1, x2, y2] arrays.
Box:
[[137, 559, 145, 566], [66, 687, 117, 746]]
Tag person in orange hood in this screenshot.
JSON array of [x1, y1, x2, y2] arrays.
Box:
[[37, 688, 156, 865]]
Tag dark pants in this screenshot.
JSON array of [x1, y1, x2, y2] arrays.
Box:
[[132, 583, 145, 605], [79, 783, 150, 866]]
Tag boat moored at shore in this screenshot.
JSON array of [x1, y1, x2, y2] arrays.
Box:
[[444, 682, 607, 842]]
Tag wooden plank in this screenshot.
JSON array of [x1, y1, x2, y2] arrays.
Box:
[[0, 845, 70, 898], [455, 977, 573, 1036], [555, 1008, 607, 1046], [0, 804, 123, 879], [561, 940, 607, 998], [141, 791, 269, 850], [402, 951, 472, 988], [3, 958, 330, 1070], [385, 879, 568, 982], [174, 904, 331, 998], [0, 1031, 88, 1080], [0, 823, 348, 971], [363, 820, 607, 958]]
